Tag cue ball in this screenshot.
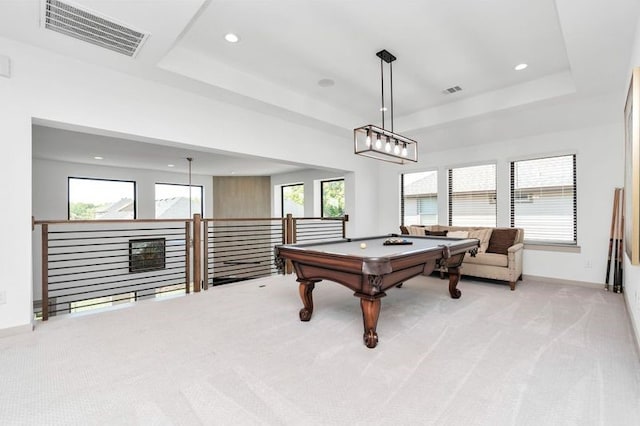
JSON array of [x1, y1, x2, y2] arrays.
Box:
[[360, 243, 367, 249]]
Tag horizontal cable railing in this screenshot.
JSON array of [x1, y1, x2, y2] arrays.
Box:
[[204, 218, 286, 288], [293, 216, 347, 243], [33, 214, 348, 320], [34, 219, 191, 320]]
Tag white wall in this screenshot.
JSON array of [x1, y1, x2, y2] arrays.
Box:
[[0, 110, 32, 331], [271, 168, 378, 237], [624, 13, 640, 350], [0, 36, 380, 331], [272, 169, 344, 217], [32, 158, 213, 220], [376, 123, 623, 285]]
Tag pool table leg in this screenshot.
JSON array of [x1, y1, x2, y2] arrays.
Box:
[[298, 280, 317, 321], [447, 266, 462, 299], [357, 293, 384, 348]]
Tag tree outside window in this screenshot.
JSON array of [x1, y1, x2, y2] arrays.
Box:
[[281, 184, 304, 217], [321, 179, 345, 218]]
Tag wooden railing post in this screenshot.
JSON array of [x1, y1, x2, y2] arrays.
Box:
[[202, 219, 209, 291], [41, 224, 49, 321], [185, 221, 191, 294], [285, 213, 294, 244], [342, 214, 349, 238], [193, 214, 202, 292]]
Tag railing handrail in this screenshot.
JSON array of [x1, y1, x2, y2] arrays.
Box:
[[33, 215, 348, 225]]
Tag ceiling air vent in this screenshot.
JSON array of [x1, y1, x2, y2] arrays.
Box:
[[442, 85, 463, 94], [42, 0, 148, 57]]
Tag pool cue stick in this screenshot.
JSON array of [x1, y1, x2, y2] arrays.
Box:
[[612, 189, 620, 289], [615, 190, 625, 293], [605, 188, 619, 290]]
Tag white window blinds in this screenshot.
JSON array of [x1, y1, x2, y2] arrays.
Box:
[[510, 155, 577, 244], [448, 164, 496, 226], [402, 170, 438, 226]]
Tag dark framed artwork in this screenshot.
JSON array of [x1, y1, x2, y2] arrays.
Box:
[[129, 238, 166, 273], [625, 67, 640, 265]]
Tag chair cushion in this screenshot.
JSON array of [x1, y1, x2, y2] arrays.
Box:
[[486, 228, 518, 255], [425, 230, 448, 237], [468, 228, 492, 253], [408, 225, 426, 236], [447, 230, 469, 238], [463, 252, 508, 267]]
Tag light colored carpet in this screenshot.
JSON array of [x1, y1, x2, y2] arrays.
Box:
[[1, 274, 639, 425]]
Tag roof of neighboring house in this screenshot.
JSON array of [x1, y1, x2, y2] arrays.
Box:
[[96, 198, 134, 219], [155, 197, 199, 219]]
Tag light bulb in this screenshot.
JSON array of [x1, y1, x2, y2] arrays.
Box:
[[393, 142, 400, 155], [384, 137, 391, 152], [375, 134, 382, 149], [366, 131, 372, 148], [401, 144, 408, 157]]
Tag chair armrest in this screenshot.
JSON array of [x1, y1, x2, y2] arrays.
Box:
[[508, 242, 524, 253]]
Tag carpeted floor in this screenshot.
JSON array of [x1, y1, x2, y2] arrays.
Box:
[[1, 274, 639, 425]]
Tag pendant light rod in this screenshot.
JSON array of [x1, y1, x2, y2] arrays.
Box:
[[390, 60, 394, 133], [380, 57, 385, 129], [187, 157, 193, 219], [376, 49, 396, 131]]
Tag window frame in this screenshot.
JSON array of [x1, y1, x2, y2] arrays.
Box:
[[400, 170, 439, 226], [510, 154, 577, 245], [280, 183, 304, 217], [320, 178, 345, 218], [154, 182, 204, 219], [68, 176, 137, 220]]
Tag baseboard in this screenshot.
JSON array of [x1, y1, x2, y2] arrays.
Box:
[[0, 323, 34, 338], [623, 293, 640, 360], [522, 274, 603, 289]]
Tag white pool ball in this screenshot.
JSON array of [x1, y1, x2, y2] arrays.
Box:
[[360, 243, 367, 249]]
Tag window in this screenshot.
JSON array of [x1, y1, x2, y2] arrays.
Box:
[[68, 177, 136, 220], [281, 183, 304, 217], [511, 155, 577, 244], [401, 171, 438, 226], [155, 183, 203, 219], [321, 179, 345, 218], [448, 164, 496, 226]]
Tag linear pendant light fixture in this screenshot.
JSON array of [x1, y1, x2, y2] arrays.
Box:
[[354, 49, 418, 164]]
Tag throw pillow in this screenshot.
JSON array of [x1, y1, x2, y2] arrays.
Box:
[[408, 225, 426, 236], [486, 228, 518, 255], [447, 230, 469, 239], [399, 225, 409, 235], [468, 228, 492, 253], [425, 230, 448, 237]]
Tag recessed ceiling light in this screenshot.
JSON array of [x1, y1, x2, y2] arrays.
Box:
[[224, 33, 239, 43], [317, 78, 335, 87], [93, 156, 103, 160], [167, 164, 175, 168], [514, 63, 528, 71]]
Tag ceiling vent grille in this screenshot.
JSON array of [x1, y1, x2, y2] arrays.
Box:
[[442, 85, 463, 94], [42, 0, 148, 57]]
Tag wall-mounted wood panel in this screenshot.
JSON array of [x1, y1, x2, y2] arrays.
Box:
[[212, 176, 270, 218]]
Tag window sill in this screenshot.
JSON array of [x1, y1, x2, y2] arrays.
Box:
[[524, 243, 581, 253]]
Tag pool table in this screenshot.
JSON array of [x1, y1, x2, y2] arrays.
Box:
[[275, 234, 479, 348]]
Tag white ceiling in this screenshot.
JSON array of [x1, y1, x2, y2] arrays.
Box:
[[1, 0, 639, 173]]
